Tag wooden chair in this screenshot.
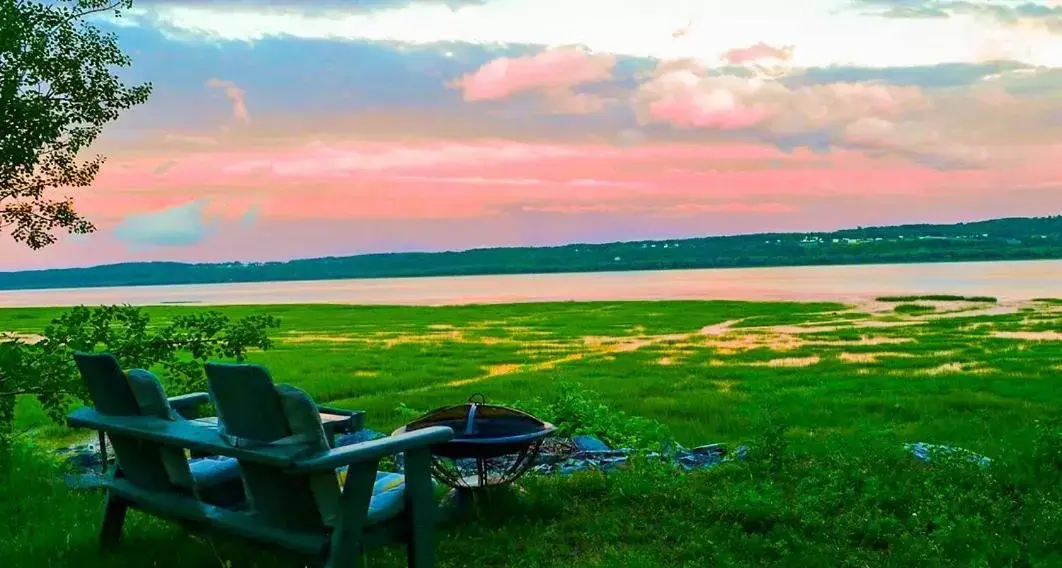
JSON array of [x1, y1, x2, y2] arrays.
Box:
[[71, 351, 245, 505], [202, 362, 453, 567], [65, 358, 455, 567]]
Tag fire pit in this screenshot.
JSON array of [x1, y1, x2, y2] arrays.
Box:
[[392, 394, 555, 490]]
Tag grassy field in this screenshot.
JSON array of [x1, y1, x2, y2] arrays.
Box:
[[3, 298, 1062, 567]]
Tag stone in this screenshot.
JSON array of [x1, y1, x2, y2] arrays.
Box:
[[571, 435, 611, 452], [905, 442, 991, 468]]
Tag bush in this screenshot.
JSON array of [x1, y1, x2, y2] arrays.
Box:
[[0, 305, 280, 438]]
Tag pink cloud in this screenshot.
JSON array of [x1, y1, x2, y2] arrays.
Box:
[[452, 47, 615, 103], [721, 42, 794, 64], [206, 78, 249, 124], [648, 91, 772, 129], [2, 131, 1049, 270], [73, 138, 1062, 228], [634, 67, 938, 160]]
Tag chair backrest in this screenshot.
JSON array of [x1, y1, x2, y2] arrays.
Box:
[[72, 352, 194, 491], [205, 362, 340, 531]]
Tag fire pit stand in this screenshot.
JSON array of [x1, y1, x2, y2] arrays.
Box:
[[392, 394, 555, 500]]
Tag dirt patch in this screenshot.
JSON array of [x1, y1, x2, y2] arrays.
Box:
[[657, 357, 676, 366], [486, 364, 521, 376], [838, 351, 915, 364], [353, 370, 379, 378], [920, 362, 969, 375], [924, 303, 1021, 320], [282, 334, 357, 344], [700, 319, 743, 336], [707, 332, 807, 353], [811, 336, 915, 347], [761, 356, 820, 367], [441, 352, 587, 389], [711, 379, 738, 393], [839, 352, 876, 364], [762, 324, 845, 334], [0, 331, 45, 344], [582, 333, 688, 354], [853, 320, 924, 329], [382, 330, 464, 347], [991, 331, 1062, 341], [709, 355, 820, 368]]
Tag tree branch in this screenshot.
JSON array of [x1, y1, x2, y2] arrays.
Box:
[[55, 1, 126, 29]]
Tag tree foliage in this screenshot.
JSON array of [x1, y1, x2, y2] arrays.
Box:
[[0, 305, 280, 436], [1, 0, 151, 248]]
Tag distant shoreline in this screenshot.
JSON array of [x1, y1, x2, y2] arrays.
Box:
[[1, 259, 1058, 309], [2, 253, 1061, 293], [3, 214, 1061, 292]]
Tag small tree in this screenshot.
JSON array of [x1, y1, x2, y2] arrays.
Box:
[[0, 305, 281, 438], [1, 0, 151, 248]]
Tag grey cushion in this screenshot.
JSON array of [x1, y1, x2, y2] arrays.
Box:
[[123, 368, 194, 487], [188, 456, 242, 487], [124, 368, 242, 491]]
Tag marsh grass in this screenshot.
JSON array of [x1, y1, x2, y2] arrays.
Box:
[[3, 299, 1062, 567], [893, 303, 937, 315]]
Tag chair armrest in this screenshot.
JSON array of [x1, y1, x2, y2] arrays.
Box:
[[168, 392, 209, 409], [315, 406, 354, 416], [289, 426, 454, 473], [168, 392, 210, 418]]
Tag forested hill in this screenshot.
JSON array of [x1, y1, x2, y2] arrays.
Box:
[[2, 216, 1061, 291]]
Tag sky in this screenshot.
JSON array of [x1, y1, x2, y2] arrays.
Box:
[[5, 0, 1062, 270]]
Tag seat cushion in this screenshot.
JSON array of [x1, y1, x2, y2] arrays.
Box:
[[188, 456, 242, 487], [335, 469, 408, 525]]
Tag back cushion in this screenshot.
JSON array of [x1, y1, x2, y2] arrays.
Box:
[[124, 369, 194, 487], [276, 385, 343, 527]]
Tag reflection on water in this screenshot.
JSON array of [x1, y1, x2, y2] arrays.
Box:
[[0, 260, 1060, 308]]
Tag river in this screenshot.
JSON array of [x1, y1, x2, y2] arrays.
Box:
[[0, 260, 1059, 308]]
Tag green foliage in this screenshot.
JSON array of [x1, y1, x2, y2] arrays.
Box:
[[0, 305, 279, 435], [508, 383, 673, 451], [0, 0, 151, 248]]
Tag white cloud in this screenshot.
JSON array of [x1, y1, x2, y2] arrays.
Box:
[[113, 199, 215, 247], [116, 0, 1062, 68]]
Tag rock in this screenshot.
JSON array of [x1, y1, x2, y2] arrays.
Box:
[[64, 472, 107, 490], [905, 442, 991, 468], [571, 435, 611, 452]]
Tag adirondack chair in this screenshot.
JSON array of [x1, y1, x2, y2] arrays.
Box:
[[71, 351, 245, 505], [202, 362, 454, 567], [66, 359, 455, 568]]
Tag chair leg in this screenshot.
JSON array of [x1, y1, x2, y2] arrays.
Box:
[[325, 461, 377, 568], [99, 492, 128, 550], [403, 449, 436, 568]]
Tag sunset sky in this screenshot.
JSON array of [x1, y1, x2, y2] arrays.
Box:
[[5, 0, 1062, 270]]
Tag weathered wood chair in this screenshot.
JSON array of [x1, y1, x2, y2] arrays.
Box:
[[71, 351, 245, 505], [202, 362, 454, 567], [65, 357, 455, 567]]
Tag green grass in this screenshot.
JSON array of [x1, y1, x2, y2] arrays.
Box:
[[875, 295, 998, 303], [3, 299, 1062, 567]]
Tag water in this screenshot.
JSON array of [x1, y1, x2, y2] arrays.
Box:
[[0, 260, 1059, 308]]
